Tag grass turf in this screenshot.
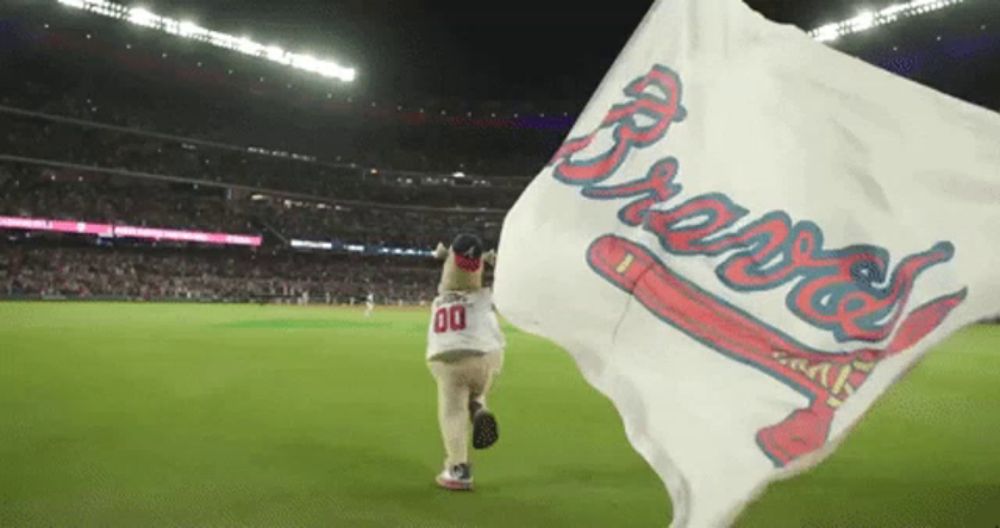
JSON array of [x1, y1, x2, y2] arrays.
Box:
[[0, 302, 997, 527]]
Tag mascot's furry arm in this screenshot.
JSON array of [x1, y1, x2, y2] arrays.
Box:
[[434, 235, 495, 294]]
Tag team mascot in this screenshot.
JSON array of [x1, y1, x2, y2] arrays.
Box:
[[426, 233, 505, 491]]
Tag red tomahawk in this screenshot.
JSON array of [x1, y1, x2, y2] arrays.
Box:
[[587, 235, 966, 466]]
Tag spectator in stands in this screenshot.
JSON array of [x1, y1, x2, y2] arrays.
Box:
[[0, 244, 450, 305]]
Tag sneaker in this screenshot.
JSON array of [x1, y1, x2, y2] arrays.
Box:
[[472, 408, 499, 450], [436, 463, 473, 491]]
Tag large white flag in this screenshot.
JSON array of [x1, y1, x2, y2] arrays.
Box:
[[494, 0, 1000, 525]]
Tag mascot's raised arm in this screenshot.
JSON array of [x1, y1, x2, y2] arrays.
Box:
[[425, 233, 505, 491]]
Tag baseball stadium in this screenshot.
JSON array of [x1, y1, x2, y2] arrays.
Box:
[[2, 1, 999, 526]]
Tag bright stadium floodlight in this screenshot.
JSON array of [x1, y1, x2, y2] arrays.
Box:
[[127, 7, 157, 28], [176, 20, 204, 39], [813, 23, 840, 42], [54, 0, 356, 83], [851, 11, 876, 31], [265, 45, 285, 61], [809, 0, 968, 42]]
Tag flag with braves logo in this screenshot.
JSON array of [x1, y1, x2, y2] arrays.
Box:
[[494, 0, 1000, 526]]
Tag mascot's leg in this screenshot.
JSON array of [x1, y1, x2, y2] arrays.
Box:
[[469, 352, 503, 450], [428, 358, 474, 490]]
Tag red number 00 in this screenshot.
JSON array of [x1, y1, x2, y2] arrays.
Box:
[[434, 305, 467, 333]]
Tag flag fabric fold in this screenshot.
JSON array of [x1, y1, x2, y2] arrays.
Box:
[[494, 0, 1000, 525]]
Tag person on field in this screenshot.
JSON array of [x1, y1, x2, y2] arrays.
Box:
[[426, 233, 505, 491]]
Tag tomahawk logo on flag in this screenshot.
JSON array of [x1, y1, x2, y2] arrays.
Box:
[[494, 0, 1000, 526]]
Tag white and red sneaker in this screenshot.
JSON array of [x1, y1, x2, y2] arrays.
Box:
[[436, 463, 474, 491]]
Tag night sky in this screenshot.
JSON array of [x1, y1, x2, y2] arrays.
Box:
[[120, 0, 906, 101]]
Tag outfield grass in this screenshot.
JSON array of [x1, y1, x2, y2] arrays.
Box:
[[0, 303, 997, 527]]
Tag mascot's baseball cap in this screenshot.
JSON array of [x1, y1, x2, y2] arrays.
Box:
[[451, 233, 484, 271]]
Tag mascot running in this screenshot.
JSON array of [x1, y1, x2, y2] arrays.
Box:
[[426, 233, 505, 491]]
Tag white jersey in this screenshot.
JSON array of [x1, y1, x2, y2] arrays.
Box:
[[426, 289, 505, 360]]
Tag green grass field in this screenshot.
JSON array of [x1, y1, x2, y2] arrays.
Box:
[[1, 303, 998, 527]]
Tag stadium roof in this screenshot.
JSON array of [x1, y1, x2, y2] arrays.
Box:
[[24, 0, 1000, 106]]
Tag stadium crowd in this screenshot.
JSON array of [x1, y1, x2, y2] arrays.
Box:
[[0, 66, 558, 178], [0, 244, 444, 305], [0, 113, 524, 210], [0, 23, 564, 183], [0, 163, 252, 233], [0, 163, 503, 249], [0, 16, 523, 306]]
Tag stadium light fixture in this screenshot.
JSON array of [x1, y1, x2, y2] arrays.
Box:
[[177, 20, 203, 39], [265, 45, 283, 61], [852, 11, 876, 32], [809, 0, 967, 42], [127, 7, 157, 28], [55, 0, 356, 82]]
